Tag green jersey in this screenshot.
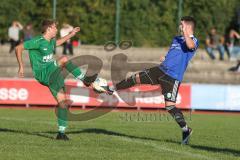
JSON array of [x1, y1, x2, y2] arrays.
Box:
[[24, 36, 65, 97], [23, 35, 56, 76]]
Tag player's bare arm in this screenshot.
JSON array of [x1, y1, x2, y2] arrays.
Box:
[[15, 43, 25, 78], [16, 21, 23, 30], [56, 27, 80, 46], [182, 21, 196, 50]]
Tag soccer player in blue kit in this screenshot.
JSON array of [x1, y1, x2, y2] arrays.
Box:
[[107, 16, 199, 145]]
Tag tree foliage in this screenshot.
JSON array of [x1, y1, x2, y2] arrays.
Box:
[[0, 0, 239, 47]]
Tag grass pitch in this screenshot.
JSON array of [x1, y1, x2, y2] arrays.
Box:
[[0, 108, 239, 160]]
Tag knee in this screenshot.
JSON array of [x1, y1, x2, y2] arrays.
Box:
[[58, 102, 67, 109], [165, 101, 176, 108], [58, 99, 73, 109], [56, 90, 66, 104], [206, 48, 212, 53], [135, 74, 141, 84], [138, 71, 152, 84], [60, 56, 68, 65]]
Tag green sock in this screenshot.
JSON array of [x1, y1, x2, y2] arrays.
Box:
[[57, 107, 68, 133], [65, 61, 85, 80]]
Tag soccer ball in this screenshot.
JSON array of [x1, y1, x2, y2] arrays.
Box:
[[92, 77, 108, 93]]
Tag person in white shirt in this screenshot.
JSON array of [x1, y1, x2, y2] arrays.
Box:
[[60, 23, 74, 55], [8, 21, 23, 53]]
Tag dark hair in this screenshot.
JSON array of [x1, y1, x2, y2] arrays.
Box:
[[181, 16, 196, 29], [41, 19, 57, 33]]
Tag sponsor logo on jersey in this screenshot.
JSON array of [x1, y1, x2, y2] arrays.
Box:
[[43, 54, 54, 62]]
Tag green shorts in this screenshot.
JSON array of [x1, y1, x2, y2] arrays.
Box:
[[34, 62, 65, 98]]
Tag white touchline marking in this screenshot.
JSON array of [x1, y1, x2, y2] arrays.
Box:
[[114, 136, 218, 160]]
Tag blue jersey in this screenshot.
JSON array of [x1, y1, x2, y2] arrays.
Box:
[[159, 35, 199, 82]]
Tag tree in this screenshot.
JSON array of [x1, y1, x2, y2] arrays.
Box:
[[0, 0, 239, 47]]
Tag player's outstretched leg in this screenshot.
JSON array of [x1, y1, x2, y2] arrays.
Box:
[[165, 102, 192, 145], [57, 56, 107, 93], [58, 56, 85, 80], [108, 69, 154, 94], [104, 74, 138, 95]]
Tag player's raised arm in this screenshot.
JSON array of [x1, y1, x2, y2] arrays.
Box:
[[182, 22, 196, 50], [56, 27, 80, 46], [15, 43, 25, 78]]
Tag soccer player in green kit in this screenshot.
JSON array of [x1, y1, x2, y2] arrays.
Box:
[[15, 19, 103, 140]]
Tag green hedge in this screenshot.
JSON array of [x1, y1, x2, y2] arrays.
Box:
[[0, 0, 239, 47]]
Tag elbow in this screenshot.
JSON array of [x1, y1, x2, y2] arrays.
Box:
[[188, 46, 195, 50], [187, 43, 196, 50]]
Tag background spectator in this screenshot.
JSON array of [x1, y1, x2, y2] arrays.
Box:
[[205, 28, 225, 60], [60, 23, 74, 55], [23, 23, 34, 41], [8, 21, 23, 53]]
